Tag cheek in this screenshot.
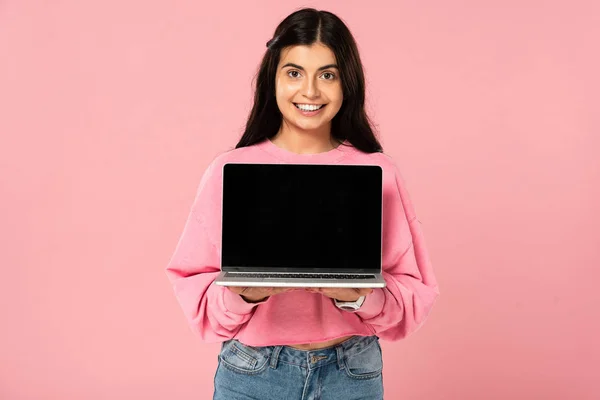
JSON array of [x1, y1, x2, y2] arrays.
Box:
[[274, 80, 284, 103], [276, 80, 298, 100], [328, 94, 344, 115], [327, 86, 343, 108], [275, 85, 292, 113]]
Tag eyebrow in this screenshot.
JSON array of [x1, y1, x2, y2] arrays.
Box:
[[281, 62, 339, 71]]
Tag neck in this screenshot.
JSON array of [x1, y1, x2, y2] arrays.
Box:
[[272, 123, 338, 155]]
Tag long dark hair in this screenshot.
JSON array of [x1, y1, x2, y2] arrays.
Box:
[[235, 8, 383, 153]]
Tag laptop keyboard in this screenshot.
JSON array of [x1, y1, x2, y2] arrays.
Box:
[[226, 273, 376, 279]]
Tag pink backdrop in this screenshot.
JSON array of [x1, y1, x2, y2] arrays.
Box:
[[1, 1, 598, 399]]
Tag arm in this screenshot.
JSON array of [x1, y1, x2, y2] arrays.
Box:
[[165, 162, 263, 342], [354, 165, 440, 340]]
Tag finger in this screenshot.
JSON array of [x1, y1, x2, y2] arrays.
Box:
[[319, 288, 339, 295], [349, 288, 372, 294], [241, 287, 252, 295], [272, 287, 294, 294], [228, 286, 248, 295]]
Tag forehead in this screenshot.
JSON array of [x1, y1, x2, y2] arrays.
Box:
[[278, 43, 337, 68]]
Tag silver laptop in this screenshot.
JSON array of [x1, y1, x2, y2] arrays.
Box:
[[214, 163, 386, 288]]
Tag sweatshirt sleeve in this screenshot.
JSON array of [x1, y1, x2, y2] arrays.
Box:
[[355, 162, 440, 340], [165, 160, 265, 342]]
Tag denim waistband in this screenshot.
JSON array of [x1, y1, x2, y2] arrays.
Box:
[[267, 335, 379, 371]]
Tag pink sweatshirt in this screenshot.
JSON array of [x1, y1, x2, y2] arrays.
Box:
[[165, 139, 439, 346]]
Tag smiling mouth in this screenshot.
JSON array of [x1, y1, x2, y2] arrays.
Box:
[[294, 103, 326, 111]]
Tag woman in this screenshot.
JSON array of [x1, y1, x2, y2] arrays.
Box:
[[165, 8, 439, 400]]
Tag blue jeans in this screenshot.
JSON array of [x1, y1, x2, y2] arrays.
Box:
[[213, 335, 384, 400]]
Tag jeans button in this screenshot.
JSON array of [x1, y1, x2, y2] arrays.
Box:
[[310, 355, 326, 363]]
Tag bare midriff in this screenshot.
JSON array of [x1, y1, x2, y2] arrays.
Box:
[[288, 335, 354, 350]]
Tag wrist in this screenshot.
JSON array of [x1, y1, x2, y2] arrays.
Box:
[[241, 294, 269, 303], [334, 295, 362, 302], [354, 288, 386, 319]]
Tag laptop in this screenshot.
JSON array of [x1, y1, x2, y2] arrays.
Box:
[[213, 163, 386, 288]]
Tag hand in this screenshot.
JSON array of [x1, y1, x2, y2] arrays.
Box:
[[305, 287, 373, 302], [227, 286, 295, 303]]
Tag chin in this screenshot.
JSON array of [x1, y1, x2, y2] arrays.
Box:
[[295, 122, 328, 132]]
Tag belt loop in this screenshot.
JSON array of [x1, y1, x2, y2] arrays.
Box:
[[335, 345, 345, 370], [270, 346, 283, 369]]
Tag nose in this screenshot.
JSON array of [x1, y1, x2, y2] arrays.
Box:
[[302, 76, 321, 99]]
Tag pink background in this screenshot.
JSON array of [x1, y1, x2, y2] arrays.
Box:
[[1, 1, 598, 399]]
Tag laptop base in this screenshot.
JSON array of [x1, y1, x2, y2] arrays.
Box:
[[213, 271, 386, 288]]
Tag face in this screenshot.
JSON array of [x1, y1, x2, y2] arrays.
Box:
[[275, 43, 343, 136]]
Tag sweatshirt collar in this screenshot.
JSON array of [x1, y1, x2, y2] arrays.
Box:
[[257, 138, 353, 164]]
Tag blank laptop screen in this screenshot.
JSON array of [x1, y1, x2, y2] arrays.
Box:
[[221, 163, 383, 273]]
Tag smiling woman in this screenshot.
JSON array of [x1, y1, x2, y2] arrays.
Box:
[[165, 7, 439, 400]]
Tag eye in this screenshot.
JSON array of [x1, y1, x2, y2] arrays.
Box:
[[322, 72, 336, 80], [287, 70, 301, 78]]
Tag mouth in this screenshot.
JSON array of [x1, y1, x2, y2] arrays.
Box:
[[293, 103, 326, 115]]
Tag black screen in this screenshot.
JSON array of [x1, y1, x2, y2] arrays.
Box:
[[221, 163, 382, 272]]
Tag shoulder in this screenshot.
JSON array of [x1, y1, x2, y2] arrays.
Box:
[[346, 147, 418, 218], [190, 145, 262, 218], [344, 147, 403, 181], [201, 144, 263, 180]]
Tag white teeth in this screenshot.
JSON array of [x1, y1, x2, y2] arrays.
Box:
[[295, 104, 324, 111]]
